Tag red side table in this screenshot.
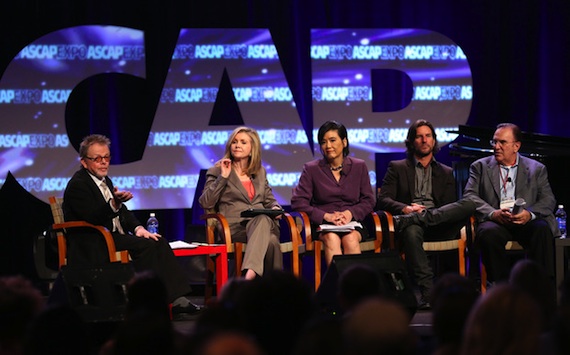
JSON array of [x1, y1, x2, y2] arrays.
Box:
[[173, 244, 228, 298]]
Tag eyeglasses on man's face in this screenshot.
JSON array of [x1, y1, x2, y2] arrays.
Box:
[[84, 155, 111, 163], [489, 139, 516, 147]]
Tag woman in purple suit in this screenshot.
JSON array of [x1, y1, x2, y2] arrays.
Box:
[[291, 121, 375, 266]]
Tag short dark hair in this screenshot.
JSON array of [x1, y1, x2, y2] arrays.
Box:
[[496, 123, 522, 142], [79, 134, 111, 159], [317, 120, 350, 157], [405, 119, 439, 158]]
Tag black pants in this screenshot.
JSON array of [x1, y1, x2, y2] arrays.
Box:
[[399, 198, 474, 296], [113, 233, 192, 302], [476, 219, 554, 282]]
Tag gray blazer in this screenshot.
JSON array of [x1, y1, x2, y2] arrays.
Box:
[[463, 154, 559, 236], [198, 165, 281, 226]]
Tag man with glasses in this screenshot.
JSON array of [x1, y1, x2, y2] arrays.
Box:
[[463, 123, 558, 286], [63, 134, 202, 315]]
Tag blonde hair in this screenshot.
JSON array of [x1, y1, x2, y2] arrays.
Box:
[[79, 134, 110, 159], [223, 127, 262, 176]]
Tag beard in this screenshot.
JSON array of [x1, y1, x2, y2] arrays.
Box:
[[414, 146, 433, 158]]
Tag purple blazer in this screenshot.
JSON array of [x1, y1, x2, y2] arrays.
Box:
[[291, 156, 375, 224]]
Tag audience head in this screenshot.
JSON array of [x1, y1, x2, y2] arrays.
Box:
[[99, 271, 179, 355], [292, 317, 344, 355], [126, 270, 170, 321], [223, 126, 262, 175], [461, 283, 542, 355], [232, 270, 315, 355], [337, 263, 381, 314], [317, 120, 350, 158], [553, 273, 570, 355], [343, 297, 415, 355], [195, 331, 263, 355], [0, 275, 44, 354], [405, 119, 439, 159], [509, 259, 556, 331], [24, 304, 91, 355], [430, 273, 479, 352], [110, 309, 176, 355]]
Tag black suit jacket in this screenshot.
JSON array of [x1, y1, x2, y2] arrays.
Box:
[[377, 157, 456, 215], [64, 168, 141, 232], [62, 168, 142, 266]]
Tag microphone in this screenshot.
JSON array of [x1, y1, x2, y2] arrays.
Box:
[[511, 198, 526, 215], [507, 177, 512, 183]]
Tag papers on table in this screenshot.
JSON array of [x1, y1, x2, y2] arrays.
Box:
[[317, 221, 363, 233], [169, 240, 198, 249]]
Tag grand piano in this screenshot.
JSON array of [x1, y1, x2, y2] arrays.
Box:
[[447, 124, 570, 208]]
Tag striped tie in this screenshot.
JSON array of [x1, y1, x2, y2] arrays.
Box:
[[101, 180, 125, 234]]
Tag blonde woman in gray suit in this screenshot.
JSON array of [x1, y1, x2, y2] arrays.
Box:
[[199, 127, 283, 280]]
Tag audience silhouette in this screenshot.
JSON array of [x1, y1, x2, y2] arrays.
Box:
[[430, 272, 479, 355], [0, 275, 44, 355], [460, 283, 542, 355], [343, 297, 416, 355], [6, 244, 570, 355]]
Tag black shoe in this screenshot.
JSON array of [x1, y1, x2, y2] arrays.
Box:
[[172, 301, 203, 315], [417, 297, 431, 311], [393, 213, 420, 233]]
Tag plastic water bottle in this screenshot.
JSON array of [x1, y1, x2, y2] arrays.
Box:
[[147, 213, 159, 234], [555, 205, 567, 238]]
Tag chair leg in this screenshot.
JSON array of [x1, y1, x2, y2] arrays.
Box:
[[291, 249, 300, 277], [480, 261, 488, 294], [204, 255, 216, 302], [235, 244, 244, 277], [458, 239, 466, 277], [314, 241, 322, 291]]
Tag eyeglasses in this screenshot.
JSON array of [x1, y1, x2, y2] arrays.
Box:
[[84, 155, 111, 163], [489, 139, 516, 147]]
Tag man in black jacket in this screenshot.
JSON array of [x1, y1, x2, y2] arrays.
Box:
[[63, 134, 200, 314], [377, 120, 474, 309]]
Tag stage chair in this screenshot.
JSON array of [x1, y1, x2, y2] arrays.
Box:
[[379, 210, 467, 277], [200, 210, 305, 279], [290, 211, 383, 291], [467, 216, 525, 293], [48, 196, 129, 268]]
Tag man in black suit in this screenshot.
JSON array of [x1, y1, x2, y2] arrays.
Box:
[[377, 120, 474, 309], [63, 134, 200, 314]]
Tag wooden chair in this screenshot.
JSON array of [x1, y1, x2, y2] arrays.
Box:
[[48, 196, 129, 268], [291, 211, 383, 290], [200, 210, 305, 279], [467, 216, 525, 293], [379, 210, 467, 277]]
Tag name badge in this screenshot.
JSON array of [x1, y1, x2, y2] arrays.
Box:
[[500, 198, 515, 210]]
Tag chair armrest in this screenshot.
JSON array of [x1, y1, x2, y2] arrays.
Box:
[[200, 213, 233, 252], [280, 212, 303, 251], [376, 210, 396, 250], [364, 211, 382, 252], [52, 221, 120, 263], [288, 211, 314, 251]]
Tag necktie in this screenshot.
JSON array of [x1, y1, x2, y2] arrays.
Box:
[[100, 180, 124, 234]]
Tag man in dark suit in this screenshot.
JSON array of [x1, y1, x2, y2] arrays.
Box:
[[377, 120, 474, 309], [463, 123, 558, 284], [63, 134, 200, 314]]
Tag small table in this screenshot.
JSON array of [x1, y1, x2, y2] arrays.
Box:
[[555, 237, 570, 303], [173, 244, 228, 299]]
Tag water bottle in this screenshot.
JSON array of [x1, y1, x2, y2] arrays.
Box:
[[555, 205, 567, 238], [147, 213, 159, 234]]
